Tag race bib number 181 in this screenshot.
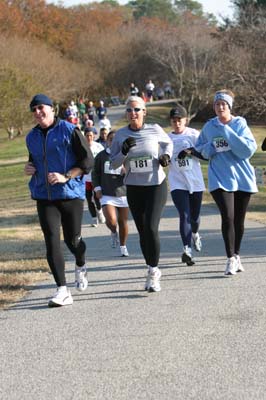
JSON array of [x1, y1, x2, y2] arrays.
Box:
[[129, 156, 153, 173]]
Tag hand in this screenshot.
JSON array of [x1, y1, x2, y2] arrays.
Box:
[[159, 154, 170, 167], [24, 162, 36, 176], [121, 137, 136, 155], [178, 148, 194, 159], [47, 172, 67, 185], [178, 150, 188, 159], [95, 190, 102, 199]]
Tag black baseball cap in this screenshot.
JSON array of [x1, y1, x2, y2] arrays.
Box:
[[169, 105, 187, 119]]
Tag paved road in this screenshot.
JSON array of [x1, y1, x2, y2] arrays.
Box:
[[1, 198, 266, 400]]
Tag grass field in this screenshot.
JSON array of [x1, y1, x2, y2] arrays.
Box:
[[1, 104, 266, 308]]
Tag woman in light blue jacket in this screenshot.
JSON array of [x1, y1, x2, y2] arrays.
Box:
[[196, 89, 257, 276]]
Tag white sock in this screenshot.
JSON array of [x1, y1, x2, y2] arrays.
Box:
[[149, 266, 158, 274], [76, 264, 86, 271], [58, 285, 67, 293]]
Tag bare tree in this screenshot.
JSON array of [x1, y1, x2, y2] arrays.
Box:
[[145, 16, 218, 117]]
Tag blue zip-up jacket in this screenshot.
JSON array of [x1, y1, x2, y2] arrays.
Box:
[[26, 119, 87, 200], [195, 116, 258, 193]]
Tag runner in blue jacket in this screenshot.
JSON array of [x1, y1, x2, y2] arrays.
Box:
[[25, 94, 94, 307]]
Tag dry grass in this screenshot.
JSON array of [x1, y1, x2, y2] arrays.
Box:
[[0, 206, 49, 309]]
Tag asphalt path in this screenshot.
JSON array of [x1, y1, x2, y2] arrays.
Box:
[[1, 198, 266, 400]]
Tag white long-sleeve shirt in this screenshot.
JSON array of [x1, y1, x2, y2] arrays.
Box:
[[168, 127, 205, 194]]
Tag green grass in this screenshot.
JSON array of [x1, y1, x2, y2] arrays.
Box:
[[0, 130, 29, 160]]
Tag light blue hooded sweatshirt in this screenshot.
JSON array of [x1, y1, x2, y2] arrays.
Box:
[[195, 116, 257, 193]]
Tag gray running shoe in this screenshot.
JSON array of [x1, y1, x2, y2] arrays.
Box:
[[75, 265, 88, 291]]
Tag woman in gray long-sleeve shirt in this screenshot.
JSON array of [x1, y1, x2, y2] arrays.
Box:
[[110, 96, 173, 293]]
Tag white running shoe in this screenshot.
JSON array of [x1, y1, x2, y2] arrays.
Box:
[[120, 245, 129, 257], [235, 254, 245, 272], [97, 209, 106, 224], [181, 246, 195, 266], [224, 257, 237, 276], [147, 268, 162, 292], [192, 232, 202, 252], [48, 287, 73, 307], [111, 232, 119, 248], [91, 217, 98, 227], [75, 265, 88, 291]]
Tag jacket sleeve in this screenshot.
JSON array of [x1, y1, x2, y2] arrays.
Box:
[[195, 126, 217, 160], [110, 134, 127, 170], [92, 152, 102, 189], [158, 128, 173, 158]]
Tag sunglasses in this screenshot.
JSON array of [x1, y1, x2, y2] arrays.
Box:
[[126, 107, 142, 113], [31, 105, 45, 112]]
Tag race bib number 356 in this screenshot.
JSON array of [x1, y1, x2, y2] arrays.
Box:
[[213, 136, 231, 152], [129, 156, 153, 173]]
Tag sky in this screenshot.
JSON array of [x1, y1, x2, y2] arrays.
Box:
[[47, 0, 235, 21]]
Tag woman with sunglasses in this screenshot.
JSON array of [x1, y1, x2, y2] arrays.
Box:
[[24, 94, 94, 307], [110, 95, 173, 292]]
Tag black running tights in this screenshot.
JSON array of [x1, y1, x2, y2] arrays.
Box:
[[211, 189, 251, 258], [126, 180, 167, 267], [37, 199, 86, 287]]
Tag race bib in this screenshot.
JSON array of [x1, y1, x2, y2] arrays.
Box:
[[213, 136, 231, 152], [104, 161, 122, 175], [175, 156, 192, 170], [129, 156, 153, 173]]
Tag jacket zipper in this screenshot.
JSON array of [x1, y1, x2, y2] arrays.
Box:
[[43, 131, 51, 200]]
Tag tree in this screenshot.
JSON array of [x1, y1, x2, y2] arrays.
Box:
[[128, 0, 176, 21], [144, 15, 218, 117], [231, 0, 266, 26]]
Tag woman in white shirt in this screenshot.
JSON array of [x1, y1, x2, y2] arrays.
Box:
[[168, 105, 205, 266]]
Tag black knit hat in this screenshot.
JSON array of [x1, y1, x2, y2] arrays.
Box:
[[30, 94, 53, 111]]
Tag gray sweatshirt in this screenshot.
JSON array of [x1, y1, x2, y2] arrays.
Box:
[[110, 123, 173, 186]]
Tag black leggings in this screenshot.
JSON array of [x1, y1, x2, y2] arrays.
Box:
[[211, 189, 251, 258], [126, 179, 167, 267], [86, 189, 101, 218], [37, 199, 86, 287]]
